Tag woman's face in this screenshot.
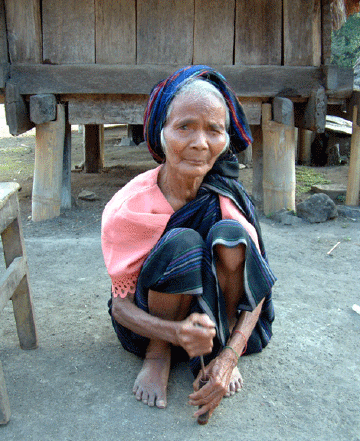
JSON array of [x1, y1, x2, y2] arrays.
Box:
[[162, 92, 228, 179]]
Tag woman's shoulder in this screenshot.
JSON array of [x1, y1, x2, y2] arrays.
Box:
[[105, 166, 162, 208]]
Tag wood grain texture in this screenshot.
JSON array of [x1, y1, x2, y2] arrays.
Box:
[[262, 103, 296, 214], [5, 0, 41, 63], [283, 0, 321, 66], [42, 0, 95, 64], [193, 0, 235, 65], [235, 0, 282, 65], [321, 0, 332, 65], [95, 0, 136, 64], [137, 0, 194, 64], [10, 64, 325, 98], [346, 105, 360, 205], [32, 104, 65, 221], [0, 0, 8, 64]]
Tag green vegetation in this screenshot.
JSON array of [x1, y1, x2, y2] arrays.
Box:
[[295, 166, 331, 196], [331, 13, 360, 68]]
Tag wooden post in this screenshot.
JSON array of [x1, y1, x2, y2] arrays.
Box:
[[83, 124, 104, 173], [262, 102, 296, 215], [251, 125, 263, 207], [346, 105, 360, 206], [32, 104, 65, 221], [298, 129, 313, 165], [61, 119, 72, 209]]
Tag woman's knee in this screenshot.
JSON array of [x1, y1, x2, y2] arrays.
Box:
[[215, 243, 246, 273]]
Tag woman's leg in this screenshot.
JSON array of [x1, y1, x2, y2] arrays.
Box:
[[215, 243, 246, 332], [132, 228, 206, 408], [133, 291, 193, 408], [215, 242, 246, 396]]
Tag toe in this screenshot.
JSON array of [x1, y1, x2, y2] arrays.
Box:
[[156, 397, 166, 409], [147, 392, 156, 407]]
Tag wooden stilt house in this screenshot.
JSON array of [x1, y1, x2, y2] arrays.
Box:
[[0, 0, 359, 220]]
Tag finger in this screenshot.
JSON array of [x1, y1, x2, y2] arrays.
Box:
[[190, 313, 216, 329]]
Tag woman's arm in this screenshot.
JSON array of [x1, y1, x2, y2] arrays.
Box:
[[111, 294, 216, 358], [188, 298, 265, 418]]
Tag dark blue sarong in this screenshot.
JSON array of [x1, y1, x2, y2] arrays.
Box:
[[108, 156, 276, 376]]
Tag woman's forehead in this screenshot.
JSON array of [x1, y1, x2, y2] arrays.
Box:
[[168, 92, 226, 119]]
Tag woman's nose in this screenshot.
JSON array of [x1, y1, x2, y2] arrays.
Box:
[[191, 130, 208, 149]]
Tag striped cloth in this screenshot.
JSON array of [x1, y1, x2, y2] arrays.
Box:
[[143, 65, 253, 164], [109, 156, 276, 375]]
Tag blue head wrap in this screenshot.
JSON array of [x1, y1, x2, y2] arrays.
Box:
[[143, 65, 252, 164]]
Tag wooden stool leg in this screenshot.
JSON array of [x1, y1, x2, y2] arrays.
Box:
[[0, 361, 11, 425], [1, 209, 38, 350], [11, 276, 37, 350]]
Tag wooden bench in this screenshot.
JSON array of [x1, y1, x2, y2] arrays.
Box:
[[0, 182, 37, 425]]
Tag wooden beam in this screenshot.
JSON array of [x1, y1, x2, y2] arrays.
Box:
[[67, 94, 262, 126], [273, 97, 294, 126], [301, 87, 328, 132], [4, 81, 34, 135], [29, 93, 57, 124], [9, 64, 325, 98]]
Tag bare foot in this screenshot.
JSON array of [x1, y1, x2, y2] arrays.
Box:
[[224, 366, 243, 398], [133, 347, 171, 409]]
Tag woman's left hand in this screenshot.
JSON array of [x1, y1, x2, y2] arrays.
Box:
[[188, 351, 237, 419]]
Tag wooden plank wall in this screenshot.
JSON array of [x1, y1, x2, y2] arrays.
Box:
[[235, 0, 282, 65], [283, 0, 322, 66], [137, 0, 194, 65], [4, 0, 329, 68], [193, 0, 235, 65], [95, 0, 136, 64], [42, 0, 95, 64], [4, 0, 41, 63]]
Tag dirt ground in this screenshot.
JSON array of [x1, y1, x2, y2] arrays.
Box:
[[0, 110, 360, 440]]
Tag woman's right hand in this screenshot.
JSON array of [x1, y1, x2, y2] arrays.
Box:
[[176, 313, 216, 358]]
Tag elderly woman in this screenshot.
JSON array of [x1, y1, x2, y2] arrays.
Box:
[[101, 65, 276, 421]]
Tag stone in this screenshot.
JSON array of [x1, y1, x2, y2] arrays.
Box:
[[311, 184, 347, 203], [119, 137, 136, 146], [269, 209, 304, 226], [296, 193, 338, 223], [78, 190, 99, 201], [337, 205, 360, 221]]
